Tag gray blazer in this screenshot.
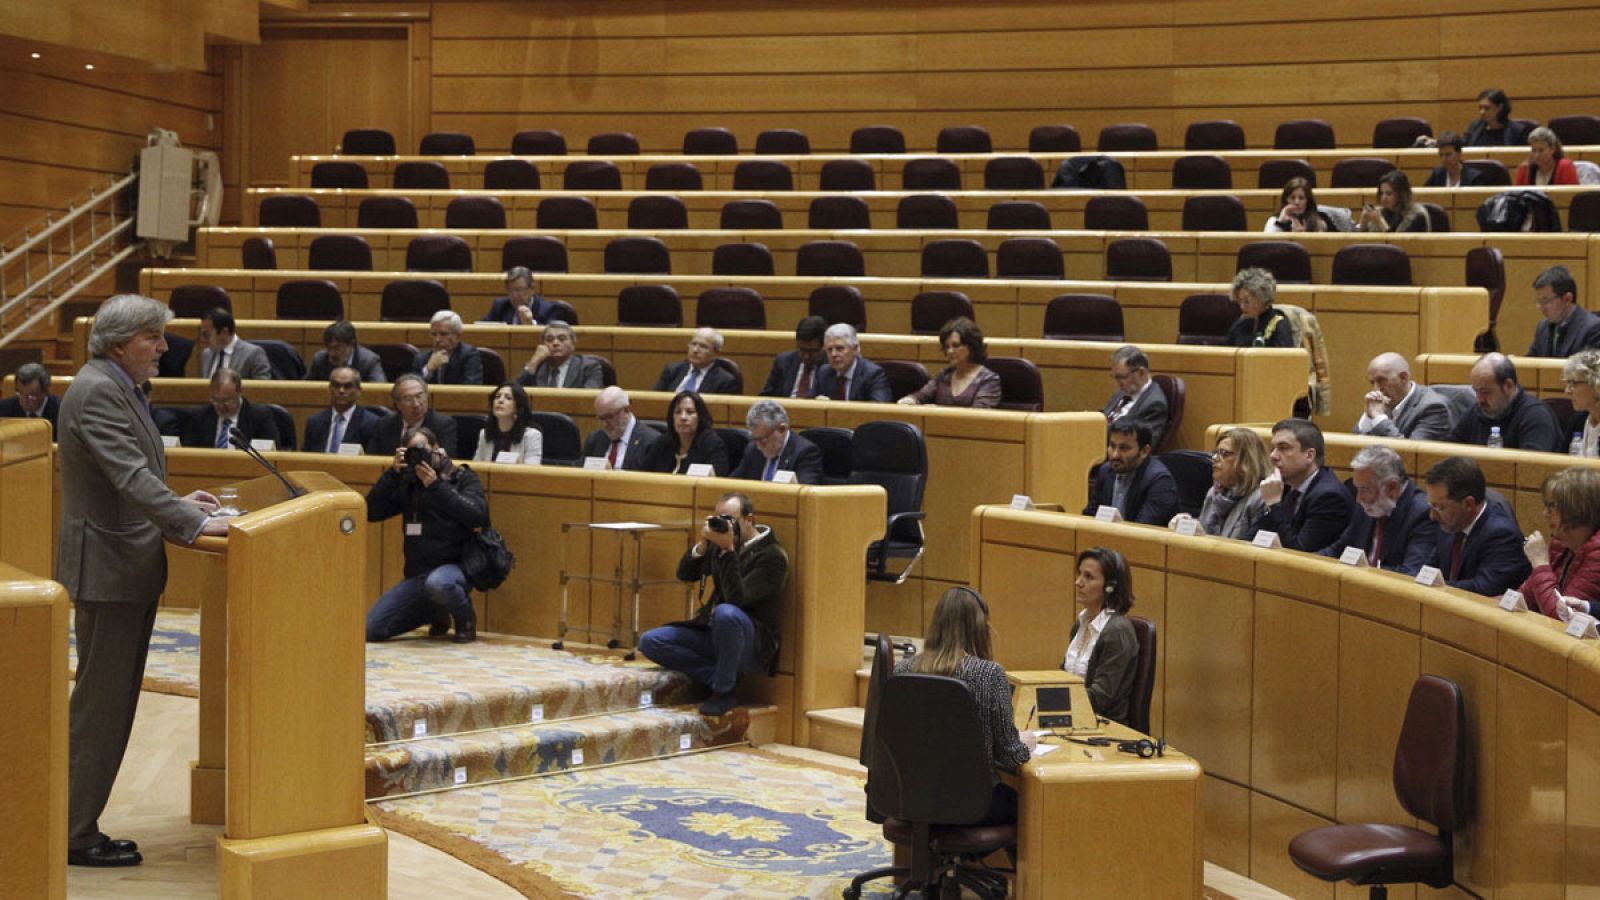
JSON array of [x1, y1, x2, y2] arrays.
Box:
[[56, 358, 207, 605], [1358, 383, 1453, 442], [199, 339, 272, 381], [516, 354, 606, 389]]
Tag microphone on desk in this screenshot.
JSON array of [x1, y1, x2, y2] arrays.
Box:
[[228, 427, 304, 500]]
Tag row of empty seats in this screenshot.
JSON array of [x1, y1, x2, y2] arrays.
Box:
[[337, 115, 1600, 157], [303, 154, 1516, 193]]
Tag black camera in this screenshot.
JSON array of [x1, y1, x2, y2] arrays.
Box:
[[706, 514, 740, 541], [404, 446, 431, 469]]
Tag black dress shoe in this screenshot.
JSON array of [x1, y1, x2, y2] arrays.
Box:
[[68, 840, 142, 867], [427, 609, 451, 638], [698, 691, 738, 717], [452, 609, 477, 644], [109, 838, 138, 853]]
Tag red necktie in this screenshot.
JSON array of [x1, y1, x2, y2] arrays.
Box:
[[1448, 532, 1466, 580], [832, 375, 846, 401], [607, 438, 620, 470], [1369, 517, 1385, 565], [795, 365, 812, 398]]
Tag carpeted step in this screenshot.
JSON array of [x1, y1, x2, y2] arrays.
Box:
[[363, 634, 696, 744], [365, 704, 751, 799], [805, 706, 865, 759]]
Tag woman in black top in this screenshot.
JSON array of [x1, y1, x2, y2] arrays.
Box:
[[658, 389, 729, 475], [1465, 88, 1530, 147], [1225, 267, 1294, 348]]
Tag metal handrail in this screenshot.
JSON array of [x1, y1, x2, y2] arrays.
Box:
[[0, 173, 134, 269]]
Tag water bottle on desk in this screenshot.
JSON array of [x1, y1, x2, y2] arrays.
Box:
[[1573, 433, 1586, 457], [1486, 426, 1503, 449]]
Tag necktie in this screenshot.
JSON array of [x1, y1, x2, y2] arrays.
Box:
[[795, 365, 812, 398], [216, 418, 232, 449], [763, 456, 778, 481], [684, 368, 702, 392], [1281, 488, 1300, 523], [1369, 517, 1385, 565], [327, 414, 346, 453], [832, 375, 846, 401], [1112, 395, 1133, 420], [1448, 532, 1466, 580], [1552, 323, 1564, 356], [607, 438, 620, 470]]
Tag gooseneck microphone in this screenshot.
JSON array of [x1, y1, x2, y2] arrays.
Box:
[[228, 427, 304, 500]]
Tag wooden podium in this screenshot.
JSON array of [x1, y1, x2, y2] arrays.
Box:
[[169, 471, 386, 899]]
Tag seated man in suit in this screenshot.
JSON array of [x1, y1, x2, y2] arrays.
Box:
[[1528, 266, 1600, 359], [581, 386, 667, 471], [181, 367, 281, 449], [811, 323, 892, 403], [305, 320, 387, 384], [1424, 455, 1531, 595], [731, 399, 824, 484], [481, 266, 563, 325], [1081, 420, 1179, 525], [303, 366, 380, 454], [1318, 445, 1440, 574], [638, 491, 788, 717], [651, 327, 739, 394], [1256, 418, 1354, 553], [515, 321, 606, 389], [1354, 352, 1453, 441], [197, 308, 271, 380], [0, 362, 60, 436], [760, 315, 828, 399], [414, 310, 484, 386], [1449, 352, 1564, 452], [1101, 344, 1170, 450], [1424, 132, 1487, 188], [365, 373, 459, 458]]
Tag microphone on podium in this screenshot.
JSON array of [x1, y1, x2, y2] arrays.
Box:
[[228, 427, 304, 499]]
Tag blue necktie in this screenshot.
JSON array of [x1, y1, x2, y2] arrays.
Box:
[[684, 368, 702, 392], [215, 418, 232, 449], [763, 456, 778, 481], [327, 414, 346, 453]]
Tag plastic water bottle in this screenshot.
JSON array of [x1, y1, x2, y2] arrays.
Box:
[[1572, 432, 1586, 457], [1486, 426, 1503, 449]]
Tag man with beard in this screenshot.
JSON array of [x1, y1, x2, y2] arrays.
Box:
[[1081, 420, 1179, 525], [1318, 445, 1439, 574]]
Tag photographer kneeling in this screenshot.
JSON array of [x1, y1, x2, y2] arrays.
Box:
[[639, 492, 788, 716], [365, 425, 489, 643]]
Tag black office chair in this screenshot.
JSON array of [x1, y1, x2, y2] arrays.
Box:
[[842, 634, 907, 899], [1158, 450, 1212, 518], [452, 414, 488, 460], [259, 403, 297, 452], [857, 674, 1016, 900], [529, 412, 583, 466], [253, 340, 307, 381], [158, 334, 194, 379], [850, 421, 927, 584], [799, 426, 854, 485], [714, 427, 750, 468], [1125, 615, 1157, 735]]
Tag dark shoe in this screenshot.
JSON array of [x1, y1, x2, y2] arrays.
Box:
[[427, 609, 451, 638], [68, 839, 142, 867], [451, 610, 477, 644], [109, 838, 138, 853], [698, 691, 738, 717]]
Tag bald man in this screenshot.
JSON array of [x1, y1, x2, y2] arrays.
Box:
[[1354, 352, 1453, 442], [1448, 353, 1563, 452]]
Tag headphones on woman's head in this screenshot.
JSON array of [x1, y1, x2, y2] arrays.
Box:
[[953, 585, 989, 616], [1083, 546, 1127, 596]]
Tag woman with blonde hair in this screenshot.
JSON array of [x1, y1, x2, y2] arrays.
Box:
[[1169, 427, 1272, 540], [896, 586, 1034, 824], [1563, 349, 1600, 457], [1516, 126, 1579, 187]]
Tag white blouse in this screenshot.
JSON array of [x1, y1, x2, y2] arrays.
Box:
[[1062, 607, 1112, 676], [473, 427, 543, 465]]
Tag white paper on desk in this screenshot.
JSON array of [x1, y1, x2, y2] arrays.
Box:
[[1174, 518, 1199, 537], [250, 438, 275, 453], [772, 469, 796, 484], [161, 435, 180, 448], [582, 456, 608, 470], [686, 463, 713, 477], [1338, 547, 1369, 567], [1251, 530, 1282, 549], [1010, 494, 1033, 510], [1415, 565, 1444, 587], [1032, 743, 1061, 757], [495, 451, 518, 464], [1094, 505, 1123, 523], [1567, 612, 1599, 640], [1498, 589, 1528, 612], [337, 443, 363, 456], [589, 521, 666, 531]]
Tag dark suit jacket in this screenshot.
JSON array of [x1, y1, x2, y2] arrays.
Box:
[[1256, 465, 1355, 553], [1068, 613, 1140, 729], [1081, 456, 1180, 526], [364, 409, 460, 459], [582, 419, 669, 471], [731, 432, 825, 485], [1528, 306, 1600, 358], [0, 394, 60, 437], [655, 428, 731, 475], [481, 295, 562, 325], [413, 342, 485, 386], [303, 405, 381, 454], [760, 350, 820, 398], [515, 354, 607, 389], [1101, 380, 1170, 451], [651, 360, 740, 395], [1318, 481, 1440, 575], [305, 345, 387, 384], [181, 398, 282, 450], [810, 357, 893, 403], [1423, 165, 1487, 187], [1438, 502, 1532, 596]]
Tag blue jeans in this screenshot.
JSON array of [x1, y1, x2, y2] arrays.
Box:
[[366, 564, 472, 642], [637, 604, 762, 693]]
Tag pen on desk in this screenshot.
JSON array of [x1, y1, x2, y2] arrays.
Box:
[[1023, 704, 1036, 731]]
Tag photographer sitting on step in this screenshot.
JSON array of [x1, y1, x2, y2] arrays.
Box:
[[638, 492, 788, 716]]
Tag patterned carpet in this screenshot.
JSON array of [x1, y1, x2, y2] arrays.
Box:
[[68, 607, 203, 697], [371, 746, 899, 899]]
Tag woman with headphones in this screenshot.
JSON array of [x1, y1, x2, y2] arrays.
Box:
[[1063, 547, 1140, 729], [897, 586, 1035, 825]]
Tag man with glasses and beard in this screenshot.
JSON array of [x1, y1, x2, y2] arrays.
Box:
[[1318, 445, 1439, 574]]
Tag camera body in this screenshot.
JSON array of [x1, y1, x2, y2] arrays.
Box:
[[706, 514, 741, 542], [404, 446, 431, 469]]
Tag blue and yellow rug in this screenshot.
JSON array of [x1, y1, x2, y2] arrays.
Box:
[[68, 608, 203, 697], [371, 746, 898, 898]]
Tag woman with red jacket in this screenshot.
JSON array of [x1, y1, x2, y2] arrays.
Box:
[[1521, 467, 1600, 620], [1515, 127, 1580, 187]]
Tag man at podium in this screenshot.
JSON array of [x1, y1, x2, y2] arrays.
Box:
[[57, 294, 229, 867]]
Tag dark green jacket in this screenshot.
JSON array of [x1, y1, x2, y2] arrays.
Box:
[[676, 526, 788, 666], [1067, 612, 1140, 729]]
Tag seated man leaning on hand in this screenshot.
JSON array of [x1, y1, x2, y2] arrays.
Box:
[[1355, 352, 1452, 442], [638, 492, 788, 717], [1256, 418, 1354, 553]]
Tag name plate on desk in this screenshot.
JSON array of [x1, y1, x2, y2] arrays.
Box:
[[250, 439, 275, 453], [495, 451, 518, 464], [1251, 530, 1282, 549], [1499, 589, 1528, 612], [161, 435, 180, 448], [1338, 547, 1370, 567], [1010, 494, 1034, 511], [686, 463, 713, 477], [1567, 612, 1599, 640], [1094, 505, 1123, 523], [1174, 518, 1199, 537], [582, 456, 608, 471], [338, 443, 363, 456], [1415, 566, 1444, 587], [772, 469, 796, 484]]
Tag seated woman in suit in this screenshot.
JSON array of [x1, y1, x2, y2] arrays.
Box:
[[1063, 547, 1140, 729], [1522, 467, 1600, 621], [897, 317, 1002, 408], [1225, 267, 1294, 348], [1356, 171, 1430, 233], [1169, 426, 1272, 540], [473, 382, 542, 464], [657, 389, 729, 476], [895, 587, 1034, 825]]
